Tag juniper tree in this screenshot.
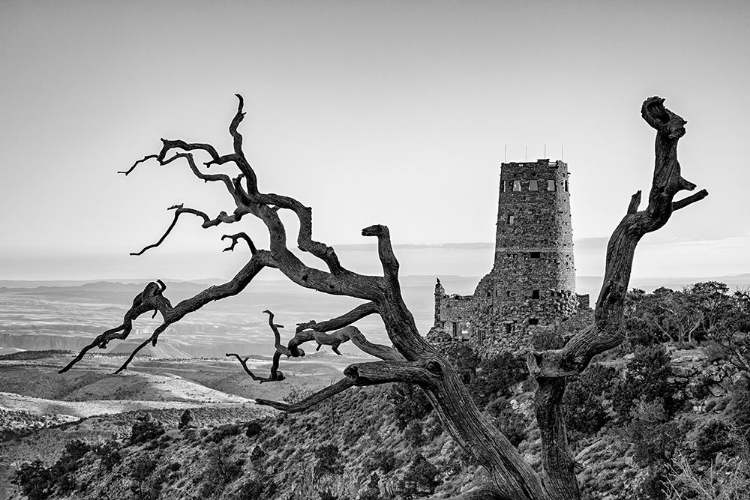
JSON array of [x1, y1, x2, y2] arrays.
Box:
[[62, 95, 707, 499]]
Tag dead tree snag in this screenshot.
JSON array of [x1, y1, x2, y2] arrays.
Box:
[[64, 95, 706, 499]]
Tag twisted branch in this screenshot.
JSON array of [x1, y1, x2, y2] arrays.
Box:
[[61, 252, 273, 373], [255, 360, 440, 412], [131, 205, 248, 256]]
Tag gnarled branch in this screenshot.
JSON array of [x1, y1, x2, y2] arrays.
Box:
[[255, 360, 440, 412], [61, 251, 273, 373]]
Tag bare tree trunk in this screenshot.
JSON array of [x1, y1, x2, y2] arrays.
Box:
[[64, 95, 706, 499]]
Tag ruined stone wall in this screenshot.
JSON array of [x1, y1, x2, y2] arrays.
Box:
[[431, 159, 587, 353]]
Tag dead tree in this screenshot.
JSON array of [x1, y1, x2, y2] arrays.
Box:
[[62, 95, 707, 499]]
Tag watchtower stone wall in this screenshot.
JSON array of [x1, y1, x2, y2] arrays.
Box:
[[428, 159, 588, 354]]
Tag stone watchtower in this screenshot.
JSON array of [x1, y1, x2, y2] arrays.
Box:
[[430, 159, 587, 352]]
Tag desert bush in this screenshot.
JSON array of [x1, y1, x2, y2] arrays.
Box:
[[178, 408, 194, 429], [315, 444, 344, 476], [245, 420, 263, 438], [563, 364, 614, 437], [365, 449, 400, 474], [629, 399, 679, 467], [12, 460, 53, 500], [468, 352, 527, 410], [731, 381, 750, 445], [209, 423, 243, 443], [695, 419, 735, 462], [628, 465, 669, 500], [285, 385, 314, 404], [358, 472, 381, 500], [129, 414, 165, 445], [237, 478, 264, 499], [397, 454, 441, 499], [388, 383, 432, 430], [404, 420, 425, 447], [485, 398, 528, 447], [250, 444, 265, 461], [129, 456, 159, 499], [665, 452, 750, 500], [613, 344, 677, 420], [439, 343, 480, 383], [93, 440, 121, 472]]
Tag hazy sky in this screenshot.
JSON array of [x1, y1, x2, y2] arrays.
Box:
[[1, 1, 748, 281]]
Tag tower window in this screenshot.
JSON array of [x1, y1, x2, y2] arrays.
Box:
[[532, 290, 540, 299], [530, 252, 540, 258], [505, 324, 512, 334], [507, 214, 515, 224], [529, 318, 539, 325], [502, 181, 507, 192], [529, 180, 538, 191], [547, 180, 555, 191], [513, 180, 522, 191], [564, 180, 569, 192]]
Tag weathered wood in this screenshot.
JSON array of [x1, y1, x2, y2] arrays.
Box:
[[63, 95, 707, 499]]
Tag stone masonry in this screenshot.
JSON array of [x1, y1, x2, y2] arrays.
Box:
[[429, 159, 589, 353]]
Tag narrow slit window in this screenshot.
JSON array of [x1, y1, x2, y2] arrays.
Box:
[[513, 180, 522, 191], [529, 180, 538, 191], [564, 180, 569, 192], [507, 214, 515, 224], [547, 180, 555, 191], [502, 181, 507, 192]]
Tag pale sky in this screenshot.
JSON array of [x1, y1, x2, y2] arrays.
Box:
[[1, 1, 748, 281]]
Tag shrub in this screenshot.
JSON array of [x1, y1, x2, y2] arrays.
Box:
[[209, 423, 242, 443], [398, 454, 441, 499], [469, 352, 527, 410], [93, 440, 121, 472], [12, 460, 53, 500], [629, 399, 678, 467], [237, 479, 264, 499], [245, 420, 263, 438], [613, 345, 676, 420], [731, 381, 750, 445], [365, 449, 400, 474], [388, 384, 432, 430], [695, 419, 734, 462], [178, 408, 194, 429], [629, 465, 669, 500], [563, 365, 613, 437], [485, 397, 528, 447], [314, 444, 344, 476], [439, 343, 480, 383], [130, 414, 165, 445], [404, 420, 425, 447]]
